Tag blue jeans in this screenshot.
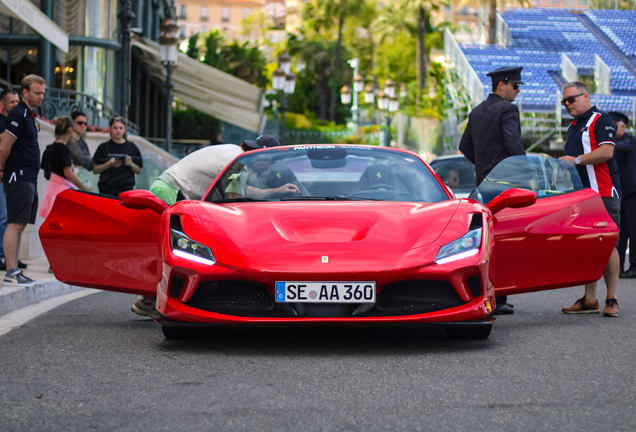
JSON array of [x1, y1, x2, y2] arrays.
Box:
[[0, 185, 6, 257]]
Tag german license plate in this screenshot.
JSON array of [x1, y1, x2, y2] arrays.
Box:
[[275, 282, 376, 303]]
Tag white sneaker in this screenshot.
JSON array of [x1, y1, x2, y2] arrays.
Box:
[[4, 270, 35, 286]]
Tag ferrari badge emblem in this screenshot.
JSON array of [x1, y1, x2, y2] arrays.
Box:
[[376, 172, 382, 179], [322, 256, 329, 263]]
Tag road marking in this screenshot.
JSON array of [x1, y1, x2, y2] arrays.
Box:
[[0, 289, 98, 337]]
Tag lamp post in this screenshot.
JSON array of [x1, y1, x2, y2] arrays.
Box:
[[159, 18, 179, 154], [377, 85, 399, 147], [272, 55, 296, 145], [118, 0, 136, 125], [340, 85, 352, 105]]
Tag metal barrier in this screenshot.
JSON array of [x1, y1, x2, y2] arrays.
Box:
[[444, 28, 485, 105], [561, 53, 578, 83], [594, 54, 611, 95], [0, 79, 140, 136]]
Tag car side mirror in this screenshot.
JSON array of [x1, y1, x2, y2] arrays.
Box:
[[487, 188, 536, 215], [119, 190, 168, 215]]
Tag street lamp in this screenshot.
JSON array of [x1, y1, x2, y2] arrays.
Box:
[[384, 79, 396, 98], [160, 18, 179, 154], [363, 85, 375, 105], [279, 53, 292, 74], [340, 85, 352, 105], [400, 82, 407, 99], [272, 56, 296, 144]]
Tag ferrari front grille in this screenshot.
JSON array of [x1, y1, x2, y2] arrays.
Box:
[[185, 281, 274, 314], [377, 280, 465, 312]]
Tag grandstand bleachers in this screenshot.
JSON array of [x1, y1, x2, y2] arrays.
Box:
[[458, 8, 636, 113], [585, 10, 636, 57]]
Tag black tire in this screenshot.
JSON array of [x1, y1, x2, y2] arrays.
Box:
[[161, 325, 204, 340], [445, 324, 492, 339]]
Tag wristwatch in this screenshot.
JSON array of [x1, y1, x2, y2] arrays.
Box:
[[574, 156, 581, 165]]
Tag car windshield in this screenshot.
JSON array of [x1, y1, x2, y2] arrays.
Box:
[[205, 145, 448, 203], [471, 155, 585, 204]]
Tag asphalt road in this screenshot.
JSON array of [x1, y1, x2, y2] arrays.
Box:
[[1, 281, 636, 432]]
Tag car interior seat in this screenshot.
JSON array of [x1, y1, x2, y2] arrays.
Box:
[[347, 164, 411, 199]]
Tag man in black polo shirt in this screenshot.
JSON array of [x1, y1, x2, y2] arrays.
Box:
[[559, 81, 621, 317], [0, 75, 46, 286]]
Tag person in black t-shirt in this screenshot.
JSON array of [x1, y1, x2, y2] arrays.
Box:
[[0, 74, 46, 286], [92, 117, 143, 196], [39, 116, 92, 221]]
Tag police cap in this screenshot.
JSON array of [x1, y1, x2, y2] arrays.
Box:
[[486, 66, 525, 85], [609, 111, 629, 125]]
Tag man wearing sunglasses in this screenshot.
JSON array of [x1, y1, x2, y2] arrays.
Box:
[[459, 66, 526, 315], [559, 82, 621, 317], [66, 111, 94, 188]]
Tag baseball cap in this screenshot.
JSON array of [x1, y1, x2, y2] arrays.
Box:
[[242, 134, 281, 149]]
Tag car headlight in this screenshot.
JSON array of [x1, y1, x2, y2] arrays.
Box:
[[170, 229, 216, 266], [435, 228, 482, 265]]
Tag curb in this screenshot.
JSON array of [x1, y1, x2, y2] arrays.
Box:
[[0, 278, 85, 316]]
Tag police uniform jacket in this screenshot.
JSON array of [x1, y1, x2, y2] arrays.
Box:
[[459, 94, 525, 186], [614, 133, 636, 198]]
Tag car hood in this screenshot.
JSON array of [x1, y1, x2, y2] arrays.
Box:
[[192, 200, 460, 252]]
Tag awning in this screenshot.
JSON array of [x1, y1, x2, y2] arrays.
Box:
[[0, 0, 69, 52], [132, 37, 265, 134]]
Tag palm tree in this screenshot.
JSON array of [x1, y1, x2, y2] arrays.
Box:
[[287, 34, 335, 120], [304, 0, 365, 122], [371, 2, 416, 45], [402, 0, 445, 95]]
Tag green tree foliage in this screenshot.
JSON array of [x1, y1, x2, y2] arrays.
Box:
[[172, 108, 219, 140], [286, 34, 351, 124], [201, 31, 268, 88], [304, 0, 366, 122], [185, 33, 199, 60]]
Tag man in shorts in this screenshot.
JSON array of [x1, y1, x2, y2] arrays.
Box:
[[0, 75, 46, 286], [559, 82, 621, 317]]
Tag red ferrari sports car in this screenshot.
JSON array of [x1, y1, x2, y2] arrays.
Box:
[[39, 146, 617, 339]]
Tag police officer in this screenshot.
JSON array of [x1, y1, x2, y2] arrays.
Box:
[[609, 111, 636, 278], [459, 66, 526, 186], [459, 66, 526, 315]]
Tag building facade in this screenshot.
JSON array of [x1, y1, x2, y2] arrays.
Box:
[[175, 0, 264, 40]]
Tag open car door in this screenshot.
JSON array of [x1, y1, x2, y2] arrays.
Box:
[[39, 189, 163, 296], [474, 155, 618, 296]]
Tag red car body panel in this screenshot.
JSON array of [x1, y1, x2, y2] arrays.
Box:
[[491, 188, 616, 296], [38, 147, 617, 329]]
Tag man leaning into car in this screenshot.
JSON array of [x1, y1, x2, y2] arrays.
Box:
[[131, 135, 299, 319], [559, 82, 621, 317], [459, 66, 527, 315]]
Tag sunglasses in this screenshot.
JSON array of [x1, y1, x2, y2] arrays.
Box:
[[561, 93, 585, 106], [75, 121, 87, 126], [509, 82, 520, 90]]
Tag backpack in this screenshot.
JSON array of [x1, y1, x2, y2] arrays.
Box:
[[41, 144, 54, 181]]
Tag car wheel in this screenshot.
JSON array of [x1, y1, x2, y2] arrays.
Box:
[[445, 324, 492, 339], [161, 325, 202, 340]]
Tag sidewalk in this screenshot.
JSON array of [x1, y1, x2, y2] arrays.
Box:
[[0, 256, 85, 316]]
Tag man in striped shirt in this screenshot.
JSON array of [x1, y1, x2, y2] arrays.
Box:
[[560, 81, 621, 317]]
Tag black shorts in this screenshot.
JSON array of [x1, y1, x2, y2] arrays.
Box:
[[3, 181, 38, 225], [602, 196, 620, 247]]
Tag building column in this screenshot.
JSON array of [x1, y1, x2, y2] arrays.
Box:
[[38, 0, 55, 86]]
